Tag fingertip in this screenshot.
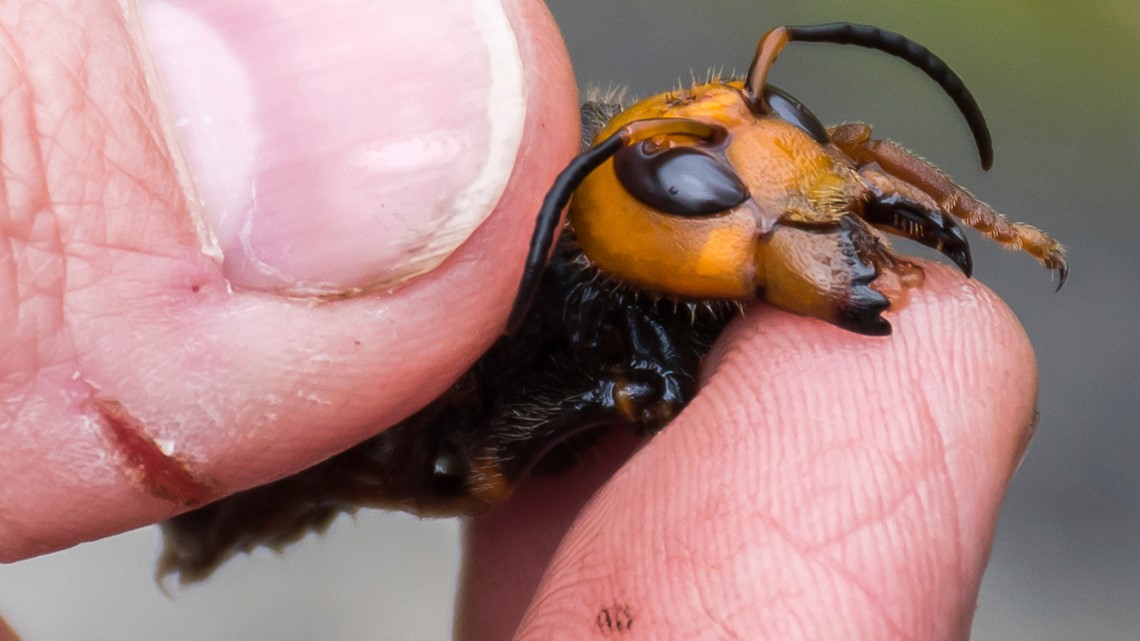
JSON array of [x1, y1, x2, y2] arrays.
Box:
[[706, 263, 1038, 477], [704, 261, 1038, 550], [512, 263, 1040, 640]]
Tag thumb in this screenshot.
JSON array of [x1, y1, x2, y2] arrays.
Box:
[[0, 0, 577, 560], [462, 264, 1038, 641]]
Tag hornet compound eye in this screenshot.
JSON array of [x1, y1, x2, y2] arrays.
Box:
[[763, 85, 829, 144], [613, 142, 749, 217]]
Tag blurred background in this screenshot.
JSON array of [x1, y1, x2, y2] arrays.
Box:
[[2, 0, 1137, 639]]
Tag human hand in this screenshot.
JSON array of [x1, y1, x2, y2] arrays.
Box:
[[0, 0, 577, 560]]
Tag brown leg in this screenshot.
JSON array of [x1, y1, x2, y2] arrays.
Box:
[[830, 123, 1068, 287]]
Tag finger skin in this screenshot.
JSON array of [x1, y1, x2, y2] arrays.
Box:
[[0, 616, 20, 641], [462, 265, 1038, 641], [458, 433, 644, 641], [0, 0, 578, 560]]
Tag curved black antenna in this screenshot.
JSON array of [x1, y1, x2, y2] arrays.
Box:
[[505, 118, 730, 335], [745, 22, 993, 170], [504, 133, 624, 335]]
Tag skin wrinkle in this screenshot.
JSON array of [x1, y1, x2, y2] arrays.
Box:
[[753, 465, 916, 639], [700, 524, 787, 639], [798, 444, 922, 552], [697, 597, 743, 641], [908, 371, 967, 600], [42, 4, 206, 395], [674, 469, 913, 640], [0, 26, 70, 422], [34, 56, 118, 353], [874, 405, 951, 629], [665, 506, 729, 639], [714, 350, 924, 640], [679, 365, 923, 638], [814, 556, 919, 641], [777, 590, 814, 641], [907, 289, 1003, 624], [758, 324, 955, 635], [41, 21, 185, 258], [862, 345, 955, 636], [0, 2, 213, 547], [664, 367, 791, 634], [99, 154, 174, 220], [107, 85, 177, 208]]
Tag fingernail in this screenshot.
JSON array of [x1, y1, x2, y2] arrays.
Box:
[[140, 0, 526, 295]]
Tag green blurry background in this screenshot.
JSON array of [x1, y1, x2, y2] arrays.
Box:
[[2, 1, 1136, 639]]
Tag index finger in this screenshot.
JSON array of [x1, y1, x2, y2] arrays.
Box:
[[461, 264, 1039, 640]]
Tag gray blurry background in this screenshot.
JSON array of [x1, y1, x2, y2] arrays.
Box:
[[2, 1, 1137, 639]]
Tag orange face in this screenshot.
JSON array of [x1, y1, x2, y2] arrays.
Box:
[[506, 24, 1066, 337], [569, 82, 908, 331]]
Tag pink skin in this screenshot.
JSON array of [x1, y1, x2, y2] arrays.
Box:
[[0, 1, 1037, 639], [0, 0, 578, 557]]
